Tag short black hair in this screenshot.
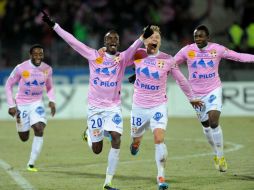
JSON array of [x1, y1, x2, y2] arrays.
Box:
[[195, 25, 210, 36], [29, 44, 44, 54], [104, 30, 119, 40]]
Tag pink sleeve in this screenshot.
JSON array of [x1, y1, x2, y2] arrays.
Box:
[[174, 47, 187, 65], [45, 67, 55, 103], [170, 62, 194, 100], [5, 67, 20, 107], [54, 24, 97, 60], [121, 38, 143, 67], [222, 47, 254, 62]]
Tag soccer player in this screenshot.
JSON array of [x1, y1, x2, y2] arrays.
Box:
[[42, 11, 153, 190], [5, 44, 56, 172], [128, 25, 203, 190], [174, 25, 254, 172]]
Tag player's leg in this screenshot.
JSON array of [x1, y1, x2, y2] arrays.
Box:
[[26, 101, 47, 172], [208, 110, 227, 172], [15, 107, 30, 141], [103, 108, 123, 190], [130, 104, 148, 156], [151, 104, 168, 190]]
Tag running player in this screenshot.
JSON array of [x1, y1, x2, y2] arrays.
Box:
[[5, 44, 56, 172], [129, 25, 203, 190], [174, 25, 254, 172], [42, 11, 153, 190]]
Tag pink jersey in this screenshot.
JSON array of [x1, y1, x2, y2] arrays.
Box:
[[54, 24, 143, 108], [174, 42, 254, 96], [5, 60, 55, 108], [132, 48, 195, 108]]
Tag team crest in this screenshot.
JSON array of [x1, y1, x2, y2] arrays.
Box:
[[209, 49, 217, 57], [95, 57, 104, 64], [188, 50, 196, 59], [114, 56, 120, 64], [157, 60, 165, 68], [43, 70, 48, 76], [22, 70, 30, 79]]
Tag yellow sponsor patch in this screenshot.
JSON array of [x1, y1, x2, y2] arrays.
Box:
[[188, 50, 196, 59], [22, 70, 30, 79], [95, 57, 103, 64], [134, 59, 142, 63]]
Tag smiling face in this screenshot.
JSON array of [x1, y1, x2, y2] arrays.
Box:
[[193, 29, 209, 49], [30, 47, 44, 66], [104, 31, 120, 55], [144, 30, 161, 55]]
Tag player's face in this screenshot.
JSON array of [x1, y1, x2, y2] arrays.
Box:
[[30, 48, 44, 66], [104, 32, 120, 55], [144, 31, 161, 55], [194, 29, 209, 49]]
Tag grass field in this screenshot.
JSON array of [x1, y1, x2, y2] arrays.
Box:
[[0, 117, 254, 190]]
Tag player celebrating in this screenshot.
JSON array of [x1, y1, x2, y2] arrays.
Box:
[[5, 44, 56, 172], [174, 25, 254, 172], [129, 25, 203, 190], [42, 11, 153, 190]]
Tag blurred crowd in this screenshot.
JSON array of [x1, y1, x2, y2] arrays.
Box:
[[0, 0, 254, 70]]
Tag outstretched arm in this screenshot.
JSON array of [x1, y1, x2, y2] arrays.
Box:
[[222, 48, 254, 62], [42, 10, 97, 60]]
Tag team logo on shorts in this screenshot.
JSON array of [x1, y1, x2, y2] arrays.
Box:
[[36, 106, 45, 115], [93, 129, 101, 137], [208, 95, 216, 103], [153, 112, 163, 121], [112, 114, 122, 125]]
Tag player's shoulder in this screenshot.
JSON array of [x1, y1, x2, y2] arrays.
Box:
[[157, 51, 173, 59], [41, 62, 52, 69]]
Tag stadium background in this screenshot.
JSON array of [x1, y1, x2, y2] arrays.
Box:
[[0, 0, 254, 119]]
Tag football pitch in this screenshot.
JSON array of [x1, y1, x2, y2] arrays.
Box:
[[0, 117, 254, 190]]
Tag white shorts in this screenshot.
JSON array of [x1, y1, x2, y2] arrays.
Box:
[[195, 87, 222, 122], [16, 101, 47, 132], [87, 105, 123, 143], [131, 103, 168, 138]]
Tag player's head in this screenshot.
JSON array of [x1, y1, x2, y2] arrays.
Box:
[[30, 44, 44, 66], [104, 30, 120, 55], [144, 25, 161, 55], [193, 25, 210, 49]]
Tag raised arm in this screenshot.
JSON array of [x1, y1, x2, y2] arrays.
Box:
[[42, 11, 97, 60], [123, 25, 154, 66]]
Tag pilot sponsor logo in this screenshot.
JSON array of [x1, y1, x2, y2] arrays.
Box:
[[192, 72, 216, 79], [135, 79, 159, 90], [93, 77, 118, 87]]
